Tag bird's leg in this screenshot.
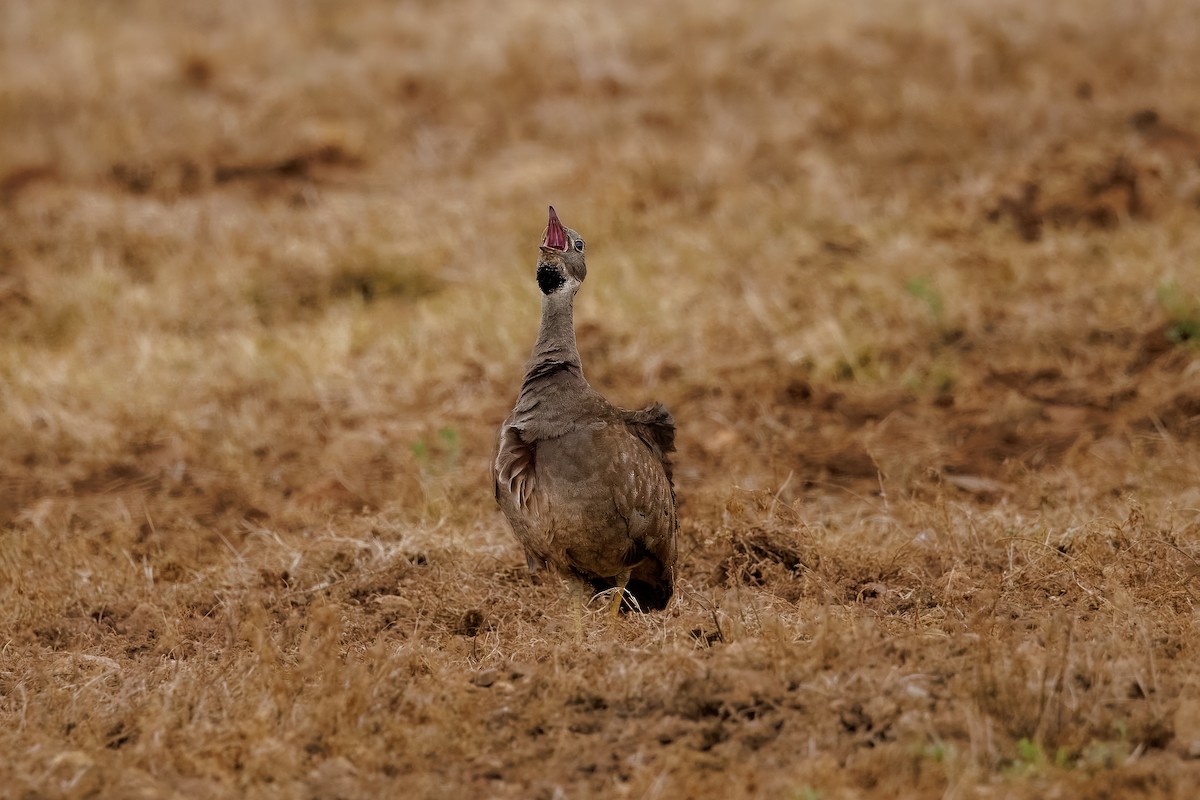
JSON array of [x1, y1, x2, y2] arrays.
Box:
[[609, 569, 632, 619], [567, 575, 589, 641]]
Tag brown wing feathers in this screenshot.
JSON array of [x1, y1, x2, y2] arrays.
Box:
[[622, 403, 676, 481], [494, 427, 537, 510]]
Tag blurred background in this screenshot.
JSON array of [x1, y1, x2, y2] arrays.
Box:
[[4, 0, 1199, 536]]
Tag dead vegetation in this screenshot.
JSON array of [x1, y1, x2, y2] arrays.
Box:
[[3, 0, 1200, 797]]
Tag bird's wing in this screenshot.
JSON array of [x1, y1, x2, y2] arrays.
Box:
[[608, 418, 679, 611], [620, 402, 676, 482], [494, 424, 538, 511]]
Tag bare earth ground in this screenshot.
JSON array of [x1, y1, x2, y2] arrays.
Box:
[[3, 1, 1200, 797]]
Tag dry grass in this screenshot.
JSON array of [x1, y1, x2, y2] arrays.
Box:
[[4, 0, 1200, 796]]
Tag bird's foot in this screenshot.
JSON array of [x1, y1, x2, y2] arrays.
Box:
[[608, 569, 632, 619], [568, 576, 589, 642]]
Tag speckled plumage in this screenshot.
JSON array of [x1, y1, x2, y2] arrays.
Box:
[[493, 208, 678, 612]]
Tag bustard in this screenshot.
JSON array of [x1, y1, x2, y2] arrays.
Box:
[[493, 207, 678, 626]]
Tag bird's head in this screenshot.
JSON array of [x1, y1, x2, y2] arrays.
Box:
[[536, 206, 587, 296]]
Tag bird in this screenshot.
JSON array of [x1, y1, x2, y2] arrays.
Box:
[[493, 206, 678, 629]]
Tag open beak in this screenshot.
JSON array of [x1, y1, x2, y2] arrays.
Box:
[[540, 206, 568, 251]]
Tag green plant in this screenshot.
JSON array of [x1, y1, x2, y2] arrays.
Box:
[[904, 276, 945, 324], [916, 739, 956, 763], [1157, 280, 1200, 344], [410, 427, 461, 476], [1008, 737, 1047, 774]]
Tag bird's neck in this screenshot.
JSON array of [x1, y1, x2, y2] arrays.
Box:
[[525, 290, 583, 380]]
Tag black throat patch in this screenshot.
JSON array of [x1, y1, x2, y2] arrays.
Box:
[[537, 264, 566, 295]]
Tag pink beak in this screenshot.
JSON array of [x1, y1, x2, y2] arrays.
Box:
[[541, 206, 568, 251]]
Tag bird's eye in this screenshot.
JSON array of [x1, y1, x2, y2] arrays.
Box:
[[574, 240, 585, 252]]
